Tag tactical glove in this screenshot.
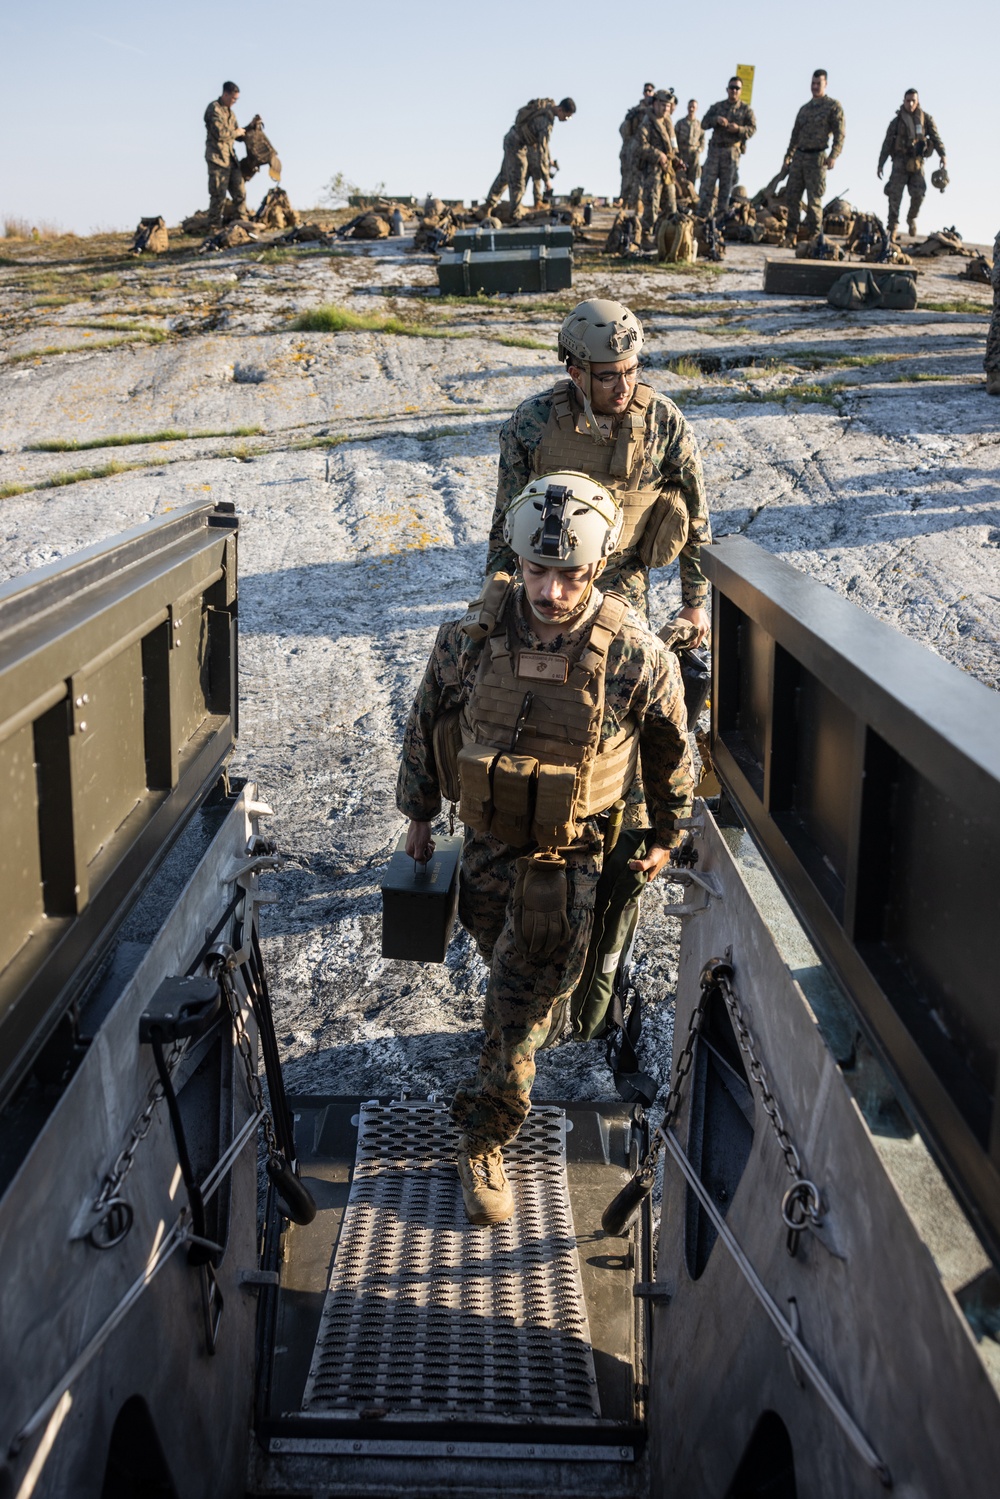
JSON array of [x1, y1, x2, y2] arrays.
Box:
[[513, 852, 570, 961]]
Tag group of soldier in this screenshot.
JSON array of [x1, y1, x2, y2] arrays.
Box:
[[616, 70, 947, 244]]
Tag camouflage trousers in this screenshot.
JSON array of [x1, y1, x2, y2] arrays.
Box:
[[620, 143, 643, 212], [641, 169, 677, 236], [986, 232, 1000, 374], [884, 160, 926, 229], [678, 149, 701, 188], [697, 144, 738, 219], [207, 158, 246, 227], [784, 152, 827, 239], [451, 829, 603, 1152], [485, 129, 528, 216]]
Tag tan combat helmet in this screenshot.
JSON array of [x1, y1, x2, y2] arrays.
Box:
[[558, 299, 645, 417], [504, 472, 624, 567]]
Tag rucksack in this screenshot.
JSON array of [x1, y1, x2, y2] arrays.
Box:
[[657, 212, 696, 263], [515, 97, 554, 129], [131, 216, 168, 254], [827, 268, 917, 311], [878, 272, 918, 309]]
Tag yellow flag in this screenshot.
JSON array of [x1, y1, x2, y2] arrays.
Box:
[[736, 64, 755, 105]]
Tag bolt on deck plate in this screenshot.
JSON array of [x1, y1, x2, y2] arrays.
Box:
[[302, 1100, 601, 1422]]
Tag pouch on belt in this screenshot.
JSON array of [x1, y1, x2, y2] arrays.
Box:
[[490, 752, 538, 847], [457, 743, 496, 833]]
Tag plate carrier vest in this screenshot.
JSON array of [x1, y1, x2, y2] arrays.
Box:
[[530, 382, 690, 568], [442, 577, 641, 851]]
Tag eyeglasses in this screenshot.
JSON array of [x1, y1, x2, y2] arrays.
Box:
[[728, 84, 742, 91], [592, 365, 641, 388]]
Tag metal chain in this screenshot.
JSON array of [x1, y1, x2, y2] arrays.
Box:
[[92, 1037, 184, 1215], [633, 958, 823, 1243]]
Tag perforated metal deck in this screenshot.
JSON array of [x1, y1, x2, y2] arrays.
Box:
[[302, 1100, 601, 1423]]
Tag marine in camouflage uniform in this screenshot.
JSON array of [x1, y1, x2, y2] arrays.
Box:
[[637, 92, 679, 242], [395, 583, 694, 1154], [877, 91, 946, 236], [484, 98, 575, 220], [675, 104, 704, 189], [782, 71, 845, 243], [204, 84, 247, 229], [489, 386, 709, 618], [986, 230, 1000, 395], [697, 80, 756, 219], [619, 88, 655, 211]]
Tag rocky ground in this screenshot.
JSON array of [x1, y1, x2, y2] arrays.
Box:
[[0, 217, 996, 1114]]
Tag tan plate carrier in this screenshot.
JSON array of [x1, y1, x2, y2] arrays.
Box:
[[436, 578, 640, 852], [531, 381, 690, 568]]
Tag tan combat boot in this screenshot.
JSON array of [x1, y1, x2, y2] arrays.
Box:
[[986, 372, 1000, 396], [457, 1136, 514, 1225], [907, 216, 918, 237]]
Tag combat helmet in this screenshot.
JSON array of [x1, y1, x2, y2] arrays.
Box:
[[558, 299, 644, 368], [931, 166, 949, 192], [504, 473, 624, 567]]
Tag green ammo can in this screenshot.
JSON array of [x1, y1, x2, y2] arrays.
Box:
[[437, 246, 573, 296], [450, 224, 575, 252], [380, 831, 463, 962]]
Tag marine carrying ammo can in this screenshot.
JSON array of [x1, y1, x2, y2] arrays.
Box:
[[437, 246, 573, 296], [380, 832, 463, 962]]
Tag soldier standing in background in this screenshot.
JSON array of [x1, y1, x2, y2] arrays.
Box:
[[878, 89, 946, 238], [675, 101, 704, 189], [697, 78, 756, 220], [204, 81, 247, 230], [637, 90, 679, 250], [618, 84, 656, 209], [781, 69, 845, 245], [986, 231, 1000, 396], [482, 98, 576, 222]]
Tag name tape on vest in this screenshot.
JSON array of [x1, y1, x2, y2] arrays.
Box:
[[517, 651, 569, 683]]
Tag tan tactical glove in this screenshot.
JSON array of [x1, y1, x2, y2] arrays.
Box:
[[513, 852, 570, 961]]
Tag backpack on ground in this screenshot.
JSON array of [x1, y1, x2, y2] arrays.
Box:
[[131, 216, 168, 254], [657, 212, 696, 263]]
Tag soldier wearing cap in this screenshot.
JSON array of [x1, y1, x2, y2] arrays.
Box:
[[697, 77, 757, 220], [397, 475, 695, 1224], [488, 298, 711, 640], [204, 80, 247, 230], [637, 90, 680, 247]]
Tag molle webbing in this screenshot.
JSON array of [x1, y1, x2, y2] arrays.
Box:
[[459, 591, 639, 847], [531, 382, 660, 552]]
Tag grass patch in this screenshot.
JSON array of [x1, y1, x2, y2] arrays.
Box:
[[27, 426, 263, 453], [922, 298, 990, 315], [8, 331, 165, 361], [891, 371, 960, 383], [772, 381, 850, 405], [495, 334, 554, 351], [62, 319, 166, 335], [668, 356, 704, 380], [655, 301, 743, 318], [0, 460, 147, 499], [599, 257, 724, 276], [290, 303, 465, 339]]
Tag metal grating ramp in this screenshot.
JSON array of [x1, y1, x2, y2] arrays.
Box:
[[302, 1100, 601, 1423]]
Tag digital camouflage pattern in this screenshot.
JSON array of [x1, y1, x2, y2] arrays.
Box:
[[784, 94, 845, 160], [878, 108, 946, 232], [986, 230, 1000, 377], [488, 384, 711, 614], [204, 99, 246, 225], [675, 115, 704, 186], [396, 585, 695, 1150], [485, 101, 559, 217], [619, 99, 652, 210], [784, 153, 828, 239], [637, 112, 679, 234], [698, 98, 756, 218]]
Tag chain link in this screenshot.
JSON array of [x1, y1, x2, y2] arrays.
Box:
[[92, 1038, 183, 1215], [634, 958, 823, 1239]]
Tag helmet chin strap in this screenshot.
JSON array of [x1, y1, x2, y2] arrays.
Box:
[[572, 364, 606, 440]]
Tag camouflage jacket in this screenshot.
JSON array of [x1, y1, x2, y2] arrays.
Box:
[[489, 384, 711, 609], [878, 108, 945, 171], [512, 102, 557, 153], [204, 100, 240, 166], [675, 117, 705, 159], [637, 113, 678, 173], [701, 99, 757, 154], [396, 585, 695, 848], [620, 100, 652, 144], [785, 95, 845, 162]]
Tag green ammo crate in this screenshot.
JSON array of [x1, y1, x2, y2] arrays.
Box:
[[437, 246, 573, 296], [450, 224, 575, 252]]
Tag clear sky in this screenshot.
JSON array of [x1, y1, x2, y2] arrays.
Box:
[[3, 1, 994, 245]]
